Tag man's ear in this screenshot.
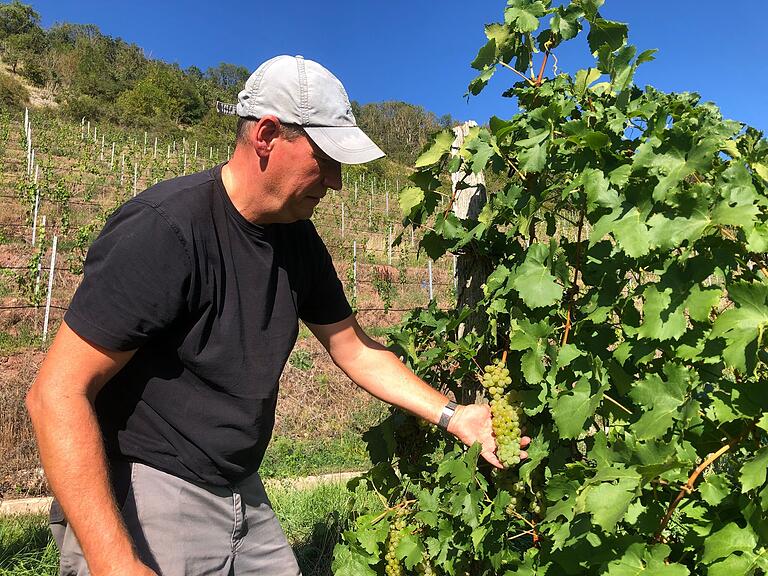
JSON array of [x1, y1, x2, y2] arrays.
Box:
[[251, 116, 281, 159]]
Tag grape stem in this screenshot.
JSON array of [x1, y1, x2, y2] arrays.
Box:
[[654, 423, 754, 541], [603, 393, 633, 415], [370, 499, 417, 526], [499, 61, 537, 86], [505, 506, 536, 530], [507, 529, 535, 542], [503, 156, 527, 180]]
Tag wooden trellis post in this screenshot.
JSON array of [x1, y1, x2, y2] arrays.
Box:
[[451, 121, 490, 401]]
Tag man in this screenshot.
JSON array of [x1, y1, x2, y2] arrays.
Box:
[[26, 55, 529, 575]]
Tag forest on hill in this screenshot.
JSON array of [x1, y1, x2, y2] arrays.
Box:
[[0, 0, 452, 165]]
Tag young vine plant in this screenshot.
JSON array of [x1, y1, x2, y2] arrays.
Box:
[[334, 0, 768, 575]]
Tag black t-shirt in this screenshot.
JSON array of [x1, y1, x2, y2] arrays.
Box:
[[64, 164, 352, 486]]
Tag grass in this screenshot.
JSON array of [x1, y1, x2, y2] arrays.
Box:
[[0, 514, 58, 576], [0, 481, 382, 576], [272, 480, 383, 576], [260, 433, 371, 479]]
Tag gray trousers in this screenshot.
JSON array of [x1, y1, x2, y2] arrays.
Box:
[[50, 461, 302, 576]]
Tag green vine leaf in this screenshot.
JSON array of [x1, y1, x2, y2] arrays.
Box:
[[740, 446, 768, 493], [702, 522, 759, 565], [627, 363, 692, 439], [550, 377, 596, 438], [605, 543, 690, 575], [636, 286, 687, 342], [611, 207, 651, 257], [582, 477, 638, 531], [398, 186, 425, 218], [331, 544, 378, 576], [586, 18, 628, 54], [511, 244, 563, 308], [395, 532, 424, 570], [505, 0, 547, 33], [710, 281, 768, 373], [415, 129, 455, 168]]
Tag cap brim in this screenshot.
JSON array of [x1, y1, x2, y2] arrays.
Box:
[[304, 126, 385, 165]]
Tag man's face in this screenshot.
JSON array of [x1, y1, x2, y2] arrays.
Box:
[[267, 131, 342, 223]]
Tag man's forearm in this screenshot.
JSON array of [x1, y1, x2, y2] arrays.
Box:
[[27, 383, 142, 574], [330, 338, 449, 424], [309, 316, 507, 467]]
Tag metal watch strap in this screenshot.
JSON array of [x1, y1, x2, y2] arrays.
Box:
[[437, 400, 458, 430]]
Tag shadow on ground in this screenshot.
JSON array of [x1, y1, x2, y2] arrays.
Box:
[[293, 511, 344, 576]]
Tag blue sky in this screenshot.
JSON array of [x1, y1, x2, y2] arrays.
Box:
[[28, 1, 768, 133]]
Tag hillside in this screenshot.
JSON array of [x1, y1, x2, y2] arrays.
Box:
[[0, 1, 451, 167]]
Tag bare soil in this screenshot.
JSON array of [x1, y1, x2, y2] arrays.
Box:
[[0, 349, 47, 500]]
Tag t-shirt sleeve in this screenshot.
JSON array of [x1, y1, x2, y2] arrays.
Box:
[[64, 201, 191, 351], [297, 222, 352, 325]]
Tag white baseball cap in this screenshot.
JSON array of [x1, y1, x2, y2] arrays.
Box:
[[236, 55, 385, 165]]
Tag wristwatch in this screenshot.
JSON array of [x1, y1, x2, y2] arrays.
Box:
[[437, 400, 458, 430]]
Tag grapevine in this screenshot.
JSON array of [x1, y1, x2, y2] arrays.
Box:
[[335, 1, 768, 574]]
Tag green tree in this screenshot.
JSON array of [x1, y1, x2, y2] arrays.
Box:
[[3, 27, 43, 74], [113, 42, 148, 92], [0, 69, 28, 108], [117, 62, 205, 127], [0, 0, 39, 39], [205, 62, 249, 95], [70, 34, 116, 101], [356, 101, 445, 164]]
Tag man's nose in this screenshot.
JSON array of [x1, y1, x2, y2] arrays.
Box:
[[324, 163, 342, 191]]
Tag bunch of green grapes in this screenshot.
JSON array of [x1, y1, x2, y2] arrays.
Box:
[[416, 553, 436, 576], [480, 359, 525, 467], [385, 515, 407, 576], [496, 470, 547, 518]]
